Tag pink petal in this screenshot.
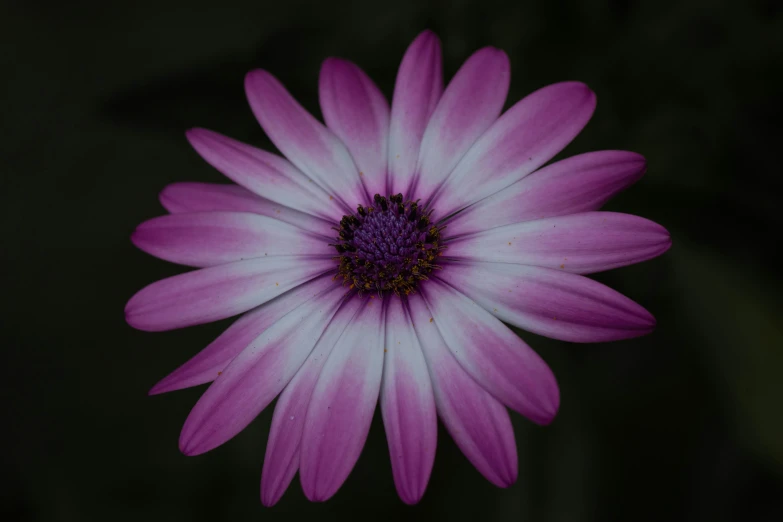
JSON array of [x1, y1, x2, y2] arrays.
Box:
[[407, 294, 517, 487], [432, 82, 597, 216], [244, 70, 367, 209], [149, 274, 337, 395], [388, 30, 443, 197], [412, 47, 510, 202], [319, 58, 389, 199], [178, 283, 348, 456], [159, 182, 337, 237], [186, 128, 344, 222], [420, 280, 559, 425], [260, 296, 364, 506], [445, 151, 646, 236], [438, 261, 656, 343], [380, 298, 437, 504], [299, 298, 386, 502], [124, 256, 334, 332], [159, 182, 267, 213], [445, 211, 671, 274], [131, 211, 333, 268]]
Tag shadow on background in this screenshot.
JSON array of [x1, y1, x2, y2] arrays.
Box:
[[2, 0, 782, 521]]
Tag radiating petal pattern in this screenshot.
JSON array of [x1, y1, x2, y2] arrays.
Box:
[[381, 298, 437, 504], [431, 82, 596, 216], [408, 294, 517, 486], [245, 70, 367, 208], [125, 256, 334, 331], [300, 299, 386, 502], [149, 274, 337, 395], [421, 280, 559, 425], [186, 128, 344, 222], [438, 261, 655, 342], [178, 283, 347, 456], [412, 47, 510, 202], [128, 30, 671, 507], [444, 151, 646, 237], [131, 211, 333, 267], [320, 58, 389, 199], [388, 30, 443, 196], [260, 296, 363, 506], [445, 211, 671, 274], [158, 181, 337, 237]]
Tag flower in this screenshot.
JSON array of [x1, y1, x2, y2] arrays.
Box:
[[125, 30, 671, 505]]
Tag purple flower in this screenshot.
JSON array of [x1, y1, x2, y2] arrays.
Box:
[[125, 30, 671, 505]]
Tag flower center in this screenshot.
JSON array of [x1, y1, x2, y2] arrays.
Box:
[[334, 194, 445, 297]]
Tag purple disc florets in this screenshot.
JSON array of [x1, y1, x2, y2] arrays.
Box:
[[334, 194, 445, 297]]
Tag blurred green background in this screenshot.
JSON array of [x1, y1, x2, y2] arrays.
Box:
[[3, 0, 782, 520]]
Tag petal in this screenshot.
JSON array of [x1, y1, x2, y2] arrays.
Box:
[[186, 128, 344, 222], [420, 280, 559, 425], [432, 82, 597, 216], [244, 70, 367, 209], [319, 58, 389, 199], [388, 30, 443, 196], [445, 151, 646, 236], [412, 47, 510, 201], [445, 211, 672, 274], [159, 182, 337, 237], [131, 211, 333, 267], [407, 294, 517, 487], [125, 256, 335, 332], [159, 182, 267, 214], [260, 296, 364, 506], [149, 274, 337, 395], [178, 283, 347, 456], [299, 298, 385, 502], [438, 261, 656, 343], [380, 298, 437, 504]]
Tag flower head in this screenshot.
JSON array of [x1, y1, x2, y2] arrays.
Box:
[[126, 30, 670, 505]]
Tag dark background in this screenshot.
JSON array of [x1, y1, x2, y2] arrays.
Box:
[[3, 0, 782, 520]]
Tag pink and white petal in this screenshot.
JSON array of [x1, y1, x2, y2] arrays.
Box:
[[445, 211, 671, 274], [420, 280, 559, 425], [186, 128, 343, 222], [388, 30, 443, 196], [125, 256, 335, 332], [412, 47, 510, 203], [160, 182, 337, 238], [407, 294, 517, 487], [319, 58, 389, 198], [380, 298, 437, 504], [432, 82, 597, 216], [178, 283, 348, 456], [149, 274, 337, 395], [445, 151, 646, 237], [299, 299, 386, 502], [131, 211, 333, 268], [438, 261, 655, 343], [260, 296, 364, 507], [245, 70, 367, 209]]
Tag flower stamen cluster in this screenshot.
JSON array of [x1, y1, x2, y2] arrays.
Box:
[[334, 194, 445, 296]]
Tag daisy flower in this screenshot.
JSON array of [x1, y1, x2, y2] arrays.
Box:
[[125, 30, 671, 505]]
